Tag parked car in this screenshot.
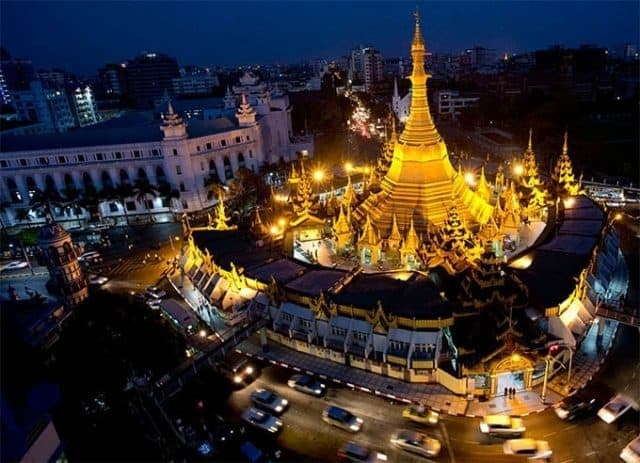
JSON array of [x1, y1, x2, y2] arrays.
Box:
[[241, 407, 283, 434], [250, 388, 288, 415], [390, 429, 441, 458], [87, 274, 109, 285], [479, 414, 526, 437], [337, 441, 387, 462], [597, 394, 639, 424], [287, 374, 326, 396], [146, 286, 167, 299], [620, 434, 640, 463], [502, 438, 552, 460], [402, 404, 439, 425], [322, 405, 363, 432], [0, 260, 29, 272]]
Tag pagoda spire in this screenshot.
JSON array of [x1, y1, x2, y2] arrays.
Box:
[[476, 166, 492, 204], [562, 129, 568, 156], [552, 130, 580, 196], [236, 93, 256, 126], [527, 127, 533, 153], [213, 190, 234, 230], [399, 9, 439, 146]]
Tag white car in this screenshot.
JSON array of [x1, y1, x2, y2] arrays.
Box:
[[479, 414, 526, 437], [241, 407, 283, 434], [620, 434, 640, 463], [390, 429, 441, 458], [597, 394, 639, 424], [287, 374, 326, 396], [146, 286, 167, 299], [0, 260, 29, 272], [503, 438, 552, 460], [322, 405, 363, 432], [250, 388, 288, 415], [78, 251, 101, 263], [87, 274, 109, 285]]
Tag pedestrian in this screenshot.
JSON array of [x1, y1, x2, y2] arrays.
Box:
[[510, 387, 515, 398], [504, 387, 508, 398]]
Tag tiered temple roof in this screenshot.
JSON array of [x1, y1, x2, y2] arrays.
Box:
[[552, 131, 581, 197]]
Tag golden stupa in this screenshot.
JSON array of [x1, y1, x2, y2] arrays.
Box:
[[352, 12, 493, 236]]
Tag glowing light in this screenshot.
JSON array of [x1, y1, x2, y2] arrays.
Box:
[[513, 164, 524, 176], [313, 169, 325, 182], [614, 213, 622, 221], [511, 353, 521, 363], [270, 225, 279, 235], [509, 254, 533, 269], [563, 197, 575, 208], [277, 218, 287, 228], [199, 329, 207, 338], [464, 171, 476, 186], [344, 162, 354, 173]]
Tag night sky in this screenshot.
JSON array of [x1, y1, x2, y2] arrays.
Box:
[[1, 1, 638, 76]]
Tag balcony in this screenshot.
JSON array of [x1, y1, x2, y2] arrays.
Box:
[[325, 336, 345, 351]]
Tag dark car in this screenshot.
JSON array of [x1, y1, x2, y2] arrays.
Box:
[[554, 383, 613, 421]]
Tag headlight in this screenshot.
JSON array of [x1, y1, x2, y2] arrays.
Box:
[[282, 399, 288, 406], [350, 423, 360, 431], [234, 375, 242, 383], [246, 366, 254, 374], [315, 389, 322, 394], [275, 406, 283, 412]]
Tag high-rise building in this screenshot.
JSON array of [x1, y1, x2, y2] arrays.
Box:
[[172, 73, 219, 96], [71, 86, 99, 127], [126, 53, 180, 109], [0, 53, 36, 107], [350, 46, 384, 92], [12, 81, 75, 132]]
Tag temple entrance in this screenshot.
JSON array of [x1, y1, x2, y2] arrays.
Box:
[[490, 353, 534, 397]]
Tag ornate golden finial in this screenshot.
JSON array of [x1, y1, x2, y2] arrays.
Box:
[[412, 8, 425, 49], [563, 129, 568, 156], [527, 128, 533, 152]]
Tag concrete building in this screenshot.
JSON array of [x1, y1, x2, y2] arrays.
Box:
[[126, 53, 180, 109], [433, 90, 480, 120], [172, 73, 219, 96], [0, 75, 313, 228], [350, 46, 384, 93]]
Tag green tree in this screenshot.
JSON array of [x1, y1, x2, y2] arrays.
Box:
[[106, 183, 134, 226], [133, 179, 158, 223]]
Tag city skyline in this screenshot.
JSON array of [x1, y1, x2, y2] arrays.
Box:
[[1, 1, 638, 75]]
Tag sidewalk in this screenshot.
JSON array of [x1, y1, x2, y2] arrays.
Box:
[[234, 320, 619, 419]]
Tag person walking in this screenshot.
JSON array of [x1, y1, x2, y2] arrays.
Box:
[[504, 387, 509, 398]]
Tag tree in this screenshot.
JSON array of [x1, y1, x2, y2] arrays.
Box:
[[132, 179, 158, 223], [80, 185, 103, 224], [14, 208, 31, 225], [60, 186, 84, 228], [105, 183, 134, 226], [29, 187, 62, 221]]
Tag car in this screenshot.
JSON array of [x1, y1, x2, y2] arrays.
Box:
[[78, 251, 101, 263], [0, 260, 29, 272], [219, 352, 256, 386], [146, 286, 167, 299], [553, 384, 613, 421], [597, 393, 639, 424], [250, 388, 288, 415], [402, 404, 439, 425], [287, 374, 326, 396], [87, 274, 109, 285], [503, 438, 552, 460], [146, 298, 162, 310], [479, 414, 526, 437], [390, 429, 441, 458], [620, 434, 640, 463], [240, 407, 283, 434], [337, 441, 387, 462], [322, 405, 363, 432]]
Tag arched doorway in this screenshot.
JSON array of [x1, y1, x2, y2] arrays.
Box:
[[490, 353, 534, 397]]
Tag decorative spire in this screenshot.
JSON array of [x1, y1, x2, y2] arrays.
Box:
[[399, 10, 439, 146], [236, 93, 256, 126], [476, 166, 492, 203], [527, 128, 533, 152], [359, 213, 380, 246], [393, 77, 399, 98], [388, 213, 402, 242], [402, 215, 421, 252], [562, 129, 568, 156]]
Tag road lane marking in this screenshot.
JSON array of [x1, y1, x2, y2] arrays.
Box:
[[440, 422, 456, 463], [543, 431, 557, 438]]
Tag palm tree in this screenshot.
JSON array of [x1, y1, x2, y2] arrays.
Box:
[[60, 187, 84, 228], [105, 183, 134, 226], [79, 184, 103, 224], [29, 187, 62, 221], [14, 208, 32, 226], [133, 179, 158, 224]]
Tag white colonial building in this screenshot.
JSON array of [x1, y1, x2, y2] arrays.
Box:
[[0, 75, 313, 228]]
